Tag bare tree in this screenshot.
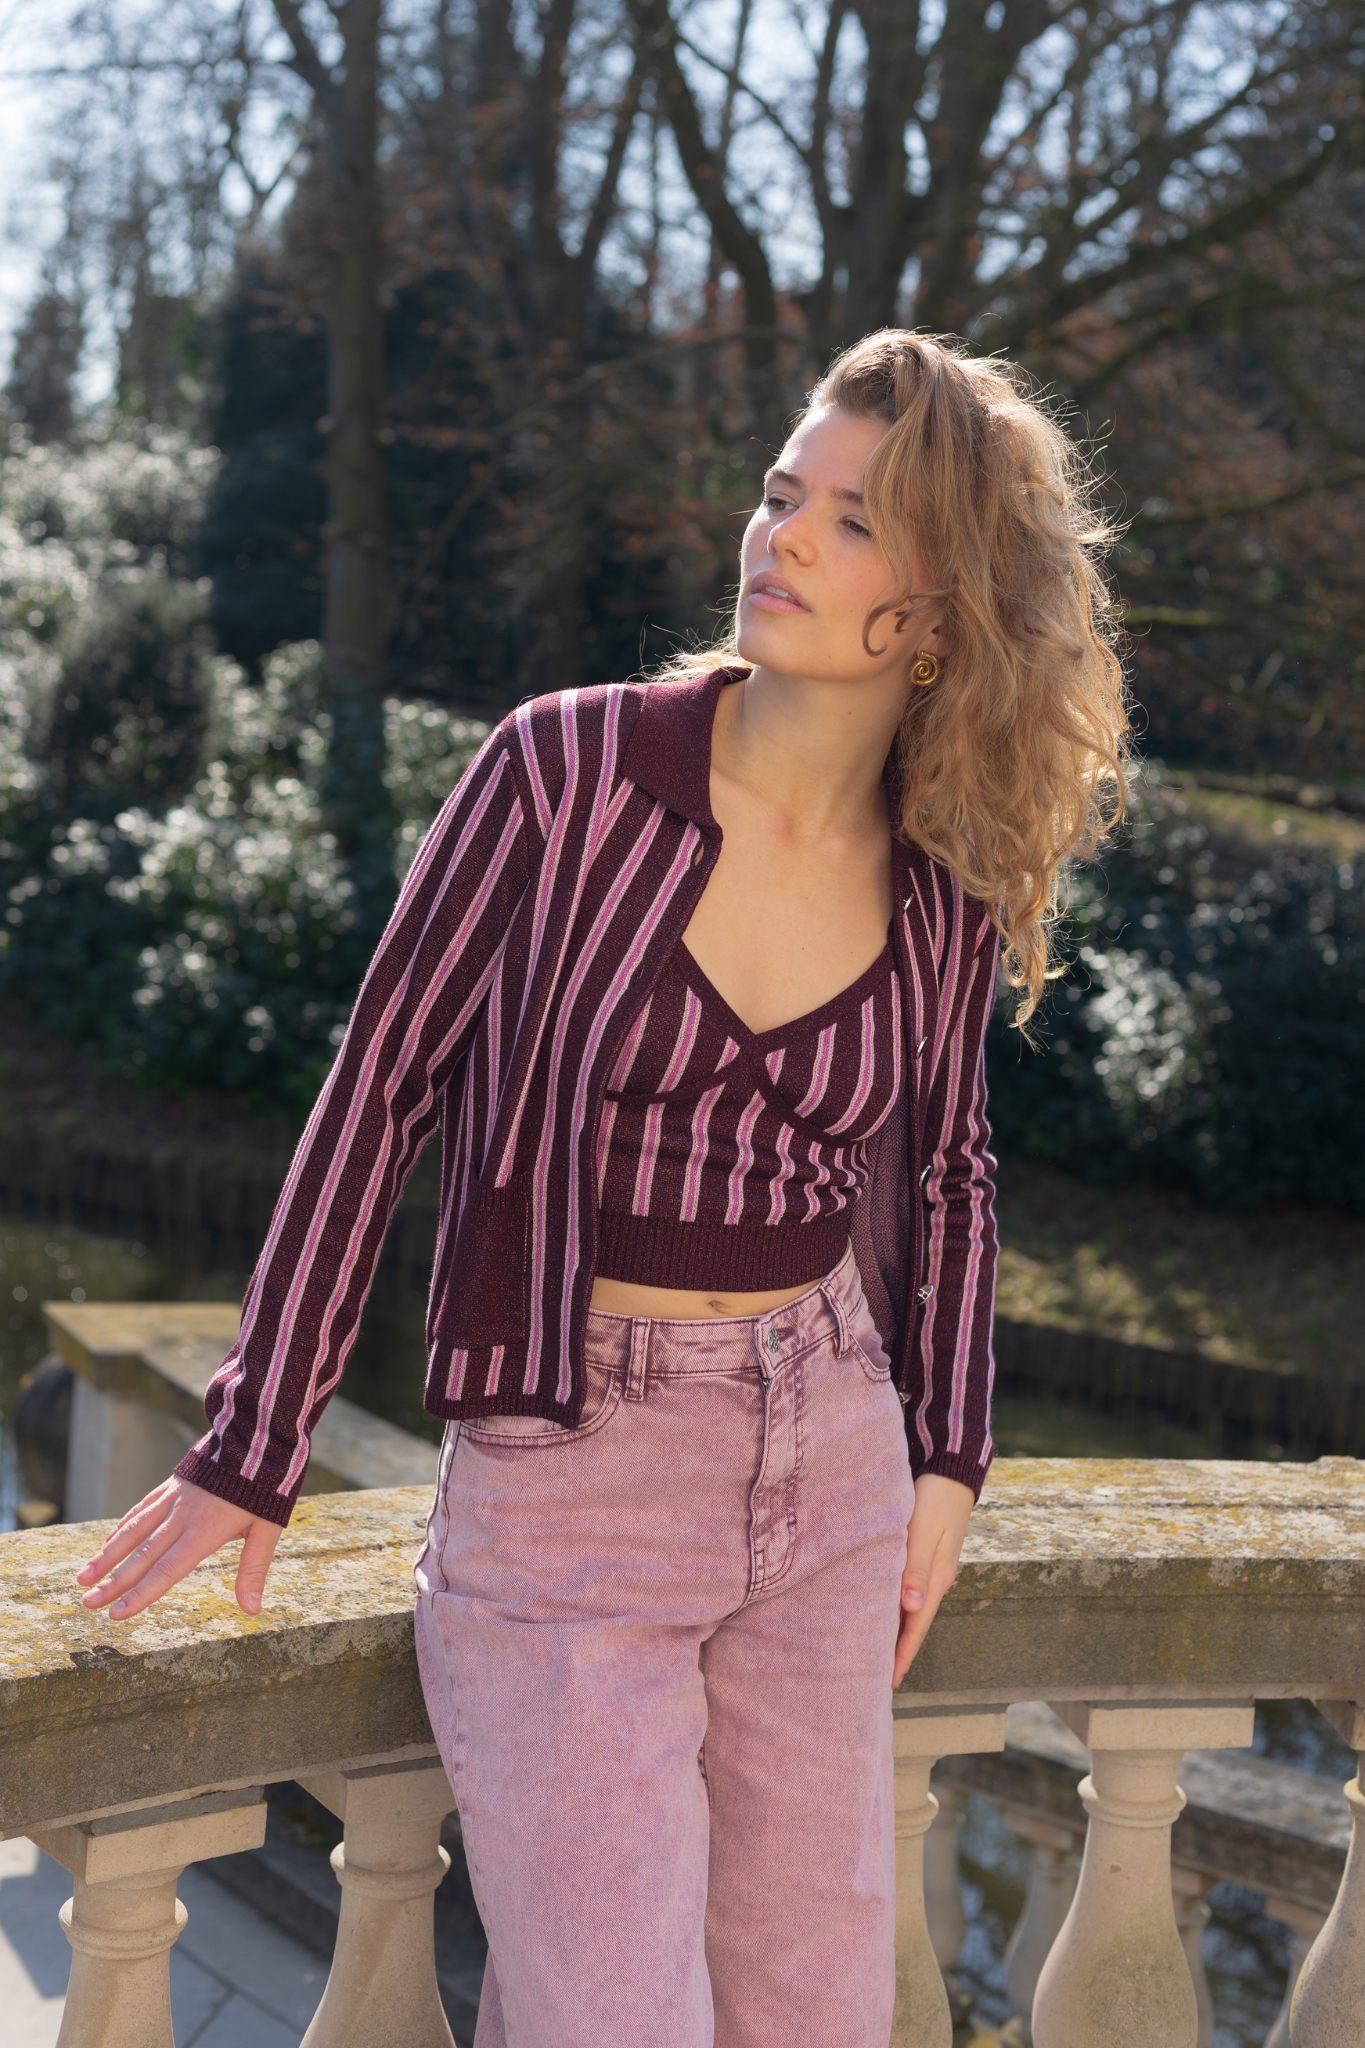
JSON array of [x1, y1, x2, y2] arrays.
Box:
[[268, 0, 394, 936], [390, 0, 648, 691], [627, 0, 1365, 372]]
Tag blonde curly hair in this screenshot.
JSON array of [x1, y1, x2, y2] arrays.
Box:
[[660, 329, 1130, 1026]]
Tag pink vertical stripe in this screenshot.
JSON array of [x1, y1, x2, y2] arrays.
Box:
[[632, 987, 702, 1213], [680, 1081, 727, 1220], [767, 1124, 797, 1223], [725, 1092, 765, 1224], [794, 1024, 837, 1117], [824, 994, 877, 1135]]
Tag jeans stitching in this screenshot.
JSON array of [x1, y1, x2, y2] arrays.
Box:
[[849, 1330, 893, 1383], [459, 1370, 624, 1449], [759, 1351, 805, 1598]]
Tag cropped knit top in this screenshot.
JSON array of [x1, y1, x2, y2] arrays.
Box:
[[595, 936, 904, 1292]]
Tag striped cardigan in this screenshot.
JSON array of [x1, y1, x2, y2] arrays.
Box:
[[176, 667, 1001, 1524]]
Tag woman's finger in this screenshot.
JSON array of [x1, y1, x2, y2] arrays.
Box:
[[893, 1550, 954, 1683], [104, 1521, 243, 1622], [899, 1513, 943, 1615], [75, 1481, 181, 1585], [80, 1503, 186, 1611], [235, 1519, 283, 1615]]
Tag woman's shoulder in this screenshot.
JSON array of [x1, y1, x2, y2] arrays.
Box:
[[894, 836, 999, 955], [485, 681, 650, 830]]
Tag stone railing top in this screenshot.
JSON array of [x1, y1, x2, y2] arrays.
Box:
[[44, 1301, 440, 1496], [1, 1485, 436, 1838], [4, 1458, 1364, 1839], [907, 1453, 1365, 1703]]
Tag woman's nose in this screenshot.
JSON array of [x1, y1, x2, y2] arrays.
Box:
[[768, 508, 814, 559]]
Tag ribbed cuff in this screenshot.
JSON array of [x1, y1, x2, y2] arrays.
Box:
[[908, 1444, 993, 1502], [173, 1449, 297, 1528]]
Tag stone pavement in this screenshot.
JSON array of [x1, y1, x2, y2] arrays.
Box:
[[0, 1834, 328, 2046]]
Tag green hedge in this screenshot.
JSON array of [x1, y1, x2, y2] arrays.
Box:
[[1, 634, 484, 1112], [988, 783, 1365, 1212]]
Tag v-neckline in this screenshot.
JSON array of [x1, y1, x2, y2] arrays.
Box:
[[673, 933, 895, 1048]]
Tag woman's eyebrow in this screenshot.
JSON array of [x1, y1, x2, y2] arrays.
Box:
[[764, 466, 865, 506]]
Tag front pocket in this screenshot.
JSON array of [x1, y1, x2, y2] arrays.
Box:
[[851, 1323, 893, 1383], [459, 1363, 623, 1448], [433, 1173, 530, 1347]]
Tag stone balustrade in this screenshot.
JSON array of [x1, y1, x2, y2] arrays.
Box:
[[934, 1697, 1354, 2043], [2, 1388, 1363, 2045], [42, 1301, 440, 1523]]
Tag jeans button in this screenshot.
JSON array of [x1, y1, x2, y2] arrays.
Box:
[[766, 1328, 781, 1355]]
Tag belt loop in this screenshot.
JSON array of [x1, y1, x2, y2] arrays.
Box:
[[626, 1318, 650, 1402], [821, 1277, 851, 1356]]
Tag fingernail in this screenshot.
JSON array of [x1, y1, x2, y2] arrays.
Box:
[[111, 1601, 127, 1617], [904, 1589, 925, 1610]]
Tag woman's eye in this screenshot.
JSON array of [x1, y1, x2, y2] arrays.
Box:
[[844, 519, 871, 539]]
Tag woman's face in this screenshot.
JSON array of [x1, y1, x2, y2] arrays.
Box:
[[736, 405, 935, 688]]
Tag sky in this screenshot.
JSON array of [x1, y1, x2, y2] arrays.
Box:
[[0, 2, 68, 378]]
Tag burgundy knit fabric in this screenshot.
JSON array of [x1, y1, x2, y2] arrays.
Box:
[[595, 939, 902, 1291], [174, 668, 1001, 1525]]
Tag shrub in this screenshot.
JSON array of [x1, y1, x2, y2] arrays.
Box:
[[988, 777, 1365, 1212], [0, 638, 486, 1112]]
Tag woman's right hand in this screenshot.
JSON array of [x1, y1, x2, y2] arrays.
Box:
[[75, 1476, 284, 1621]]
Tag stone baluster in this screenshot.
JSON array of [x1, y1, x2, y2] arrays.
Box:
[[1171, 1863, 1218, 2048], [298, 1754, 457, 2048], [1260, 1896, 1326, 2048], [1031, 1699, 1255, 2048], [924, 1781, 973, 2034], [890, 1704, 1008, 2048], [31, 1788, 267, 2048], [1289, 1700, 1365, 2046], [924, 1781, 969, 1972], [1000, 1808, 1082, 2044]]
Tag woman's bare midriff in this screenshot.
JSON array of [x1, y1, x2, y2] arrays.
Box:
[[589, 1275, 820, 1320]]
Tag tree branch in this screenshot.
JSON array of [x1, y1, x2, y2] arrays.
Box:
[[1008, 108, 1365, 347], [270, 0, 341, 118], [674, 27, 813, 170], [625, 0, 778, 377], [575, 42, 647, 279], [1131, 462, 1365, 529]]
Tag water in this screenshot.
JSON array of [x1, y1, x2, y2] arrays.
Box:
[[1, 1210, 1355, 2046]]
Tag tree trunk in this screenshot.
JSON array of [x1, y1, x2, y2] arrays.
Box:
[[319, 0, 395, 950], [518, 379, 591, 696]]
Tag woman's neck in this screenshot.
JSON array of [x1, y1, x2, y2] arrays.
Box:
[[714, 664, 907, 835]]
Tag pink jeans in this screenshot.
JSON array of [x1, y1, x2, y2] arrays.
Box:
[[414, 1245, 915, 2048]]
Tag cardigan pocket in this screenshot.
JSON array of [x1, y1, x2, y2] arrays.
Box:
[[433, 1173, 531, 1347]]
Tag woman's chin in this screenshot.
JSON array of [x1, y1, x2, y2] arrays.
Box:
[[735, 617, 821, 673]]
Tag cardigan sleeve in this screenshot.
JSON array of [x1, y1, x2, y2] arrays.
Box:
[[175, 729, 531, 1524], [906, 901, 1000, 1498]]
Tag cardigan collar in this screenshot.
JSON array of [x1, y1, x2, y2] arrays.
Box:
[[621, 666, 746, 832]]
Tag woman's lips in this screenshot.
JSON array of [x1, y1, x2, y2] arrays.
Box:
[[747, 582, 810, 614]]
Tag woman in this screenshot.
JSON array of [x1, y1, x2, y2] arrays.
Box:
[[77, 330, 1126, 2046]]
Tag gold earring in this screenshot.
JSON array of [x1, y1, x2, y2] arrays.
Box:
[[909, 650, 942, 688]]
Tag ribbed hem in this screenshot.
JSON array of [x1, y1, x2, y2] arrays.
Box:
[[174, 1449, 297, 1528], [909, 1445, 993, 1502], [595, 1210, 850, 1293]]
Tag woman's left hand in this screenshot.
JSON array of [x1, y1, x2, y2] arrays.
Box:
[[892, 1473, 976, 1685]]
